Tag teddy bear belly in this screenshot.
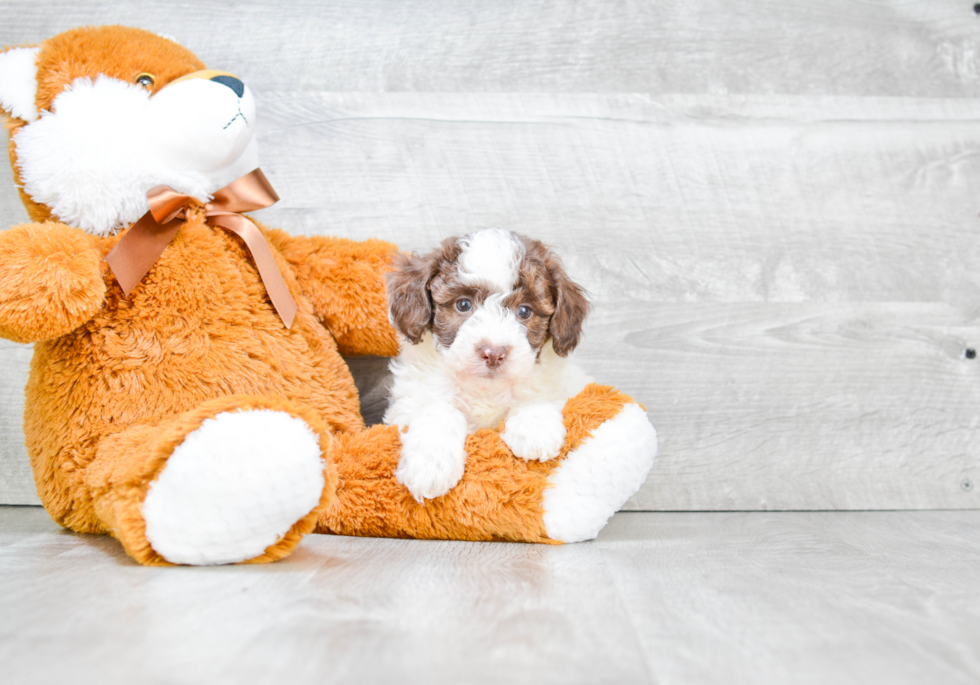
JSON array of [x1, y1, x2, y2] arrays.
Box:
[[24, 226, 363, 532], [24, 323, 358, 533]]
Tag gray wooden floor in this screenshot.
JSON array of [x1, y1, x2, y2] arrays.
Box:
[[1, 505, 978, 685]]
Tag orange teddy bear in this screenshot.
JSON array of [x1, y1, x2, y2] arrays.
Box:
[[0, 25, 657, 565]]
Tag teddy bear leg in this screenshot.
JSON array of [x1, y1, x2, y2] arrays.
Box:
[[317, 423, 557, 542], [541, 385, 658, 542], [84, 396, 336, 566], [316, 384, 656, 544]]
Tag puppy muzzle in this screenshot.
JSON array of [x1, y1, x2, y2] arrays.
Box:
[[478, 344, 510, 372]]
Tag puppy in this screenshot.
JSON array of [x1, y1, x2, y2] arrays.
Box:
[[384, 228, 593, 502]]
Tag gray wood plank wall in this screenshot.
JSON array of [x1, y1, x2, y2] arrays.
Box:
[[1, 1, 978, 510]]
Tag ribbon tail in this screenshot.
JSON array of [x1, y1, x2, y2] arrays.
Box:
[[209, 168, 279, 213], [212, 214, 298, 329], [105, 212, 183, 296]]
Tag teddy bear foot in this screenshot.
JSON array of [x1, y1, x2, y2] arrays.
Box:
[[141, 409, 326, 565], [542, 403, 658, 543]]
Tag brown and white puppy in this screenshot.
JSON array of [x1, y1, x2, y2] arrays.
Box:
[[384, 228, 592, 501]]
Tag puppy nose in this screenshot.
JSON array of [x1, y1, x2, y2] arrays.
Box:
[[480, 345, 509, 369], [210, 74, 245, 97]]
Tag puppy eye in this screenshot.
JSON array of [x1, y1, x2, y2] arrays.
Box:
[[135, 73, 156, 89], [516, 305, 532, 320], [456, 299, 472, 313]]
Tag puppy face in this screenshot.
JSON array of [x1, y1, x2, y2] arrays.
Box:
[[387, 229, 589, 384]]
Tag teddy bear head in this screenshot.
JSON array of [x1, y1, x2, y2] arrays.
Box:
[[0, 25, 260, 236]]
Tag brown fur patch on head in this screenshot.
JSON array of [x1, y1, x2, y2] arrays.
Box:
[[35, 26, 205, 114], [389, 231, 589, 355], [513, 235, 589, 357], [502, 253, 555, 353], [385, 237, 462, 344], [429, 274, 485, 348]]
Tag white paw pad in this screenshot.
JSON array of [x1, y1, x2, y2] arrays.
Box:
[[501, 402, 566, 461], [543, 404, 657, 543], [142, 409, 325, 565]]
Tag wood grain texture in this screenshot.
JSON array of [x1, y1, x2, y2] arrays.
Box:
[[603, 302, 980, 510], [600, 511, 980, 685], [252, 93, 980, 303], [1, 3, 979, 510], [2, 506, 979, 685], [1, 0, 980, 97], [0, 342, 34, 504]]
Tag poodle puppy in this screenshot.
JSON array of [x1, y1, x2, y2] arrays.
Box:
[[384, 228, 592, 501]]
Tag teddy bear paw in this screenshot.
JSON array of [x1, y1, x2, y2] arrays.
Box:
[[501, 402, 566, 461], [542, 403, 657, 543], [142, 409, 325, 565]]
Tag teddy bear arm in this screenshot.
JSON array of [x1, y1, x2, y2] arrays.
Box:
[[263, 228, 400, 357], [0, 222, 105, 343]]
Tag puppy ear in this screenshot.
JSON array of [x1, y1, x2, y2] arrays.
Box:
[[0, 47, 41, 122], [385, 246, 449, 344], [545, 251, 589, 357]]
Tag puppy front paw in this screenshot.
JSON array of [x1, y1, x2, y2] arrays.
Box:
[[395, 405, 469, 502], [502, 402, 566, 461]]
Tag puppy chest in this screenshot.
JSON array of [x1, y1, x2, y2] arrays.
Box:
[[455, 395, 511, 432]]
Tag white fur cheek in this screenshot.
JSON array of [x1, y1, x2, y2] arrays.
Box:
[[0, 47, 41, 122], [395, 403, 470, 502], [502, 402, 566, 461], [16, 77, 159, 235]]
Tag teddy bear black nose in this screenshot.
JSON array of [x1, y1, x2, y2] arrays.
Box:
[[210, 75, 245, 98]]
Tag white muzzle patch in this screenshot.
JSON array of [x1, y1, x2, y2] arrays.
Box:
[[441, 296, 536, 385]]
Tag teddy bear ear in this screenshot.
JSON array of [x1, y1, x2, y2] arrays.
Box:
[[0, 47, 41, 122]]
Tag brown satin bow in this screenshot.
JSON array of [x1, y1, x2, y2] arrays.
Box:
[[105, 168, 297, 328]]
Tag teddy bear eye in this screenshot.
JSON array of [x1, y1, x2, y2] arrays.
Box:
[[516, 305, 532, 320], [135, 73, 155, 89], [456, 299, 472, 313]]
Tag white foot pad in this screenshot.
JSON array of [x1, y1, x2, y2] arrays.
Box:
[[543, 404, 657, 543], [143, 409, 325, 565]]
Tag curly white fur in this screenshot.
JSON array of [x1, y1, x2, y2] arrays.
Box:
[[500, 401, 567, 461], [456, 227, 525, 292], [394, 402, 469, 502]]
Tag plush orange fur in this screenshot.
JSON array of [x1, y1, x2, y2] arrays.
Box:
[[85, 395, 339, 566], [318, 384, 636, 543], [0, 26, 640, 564]]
